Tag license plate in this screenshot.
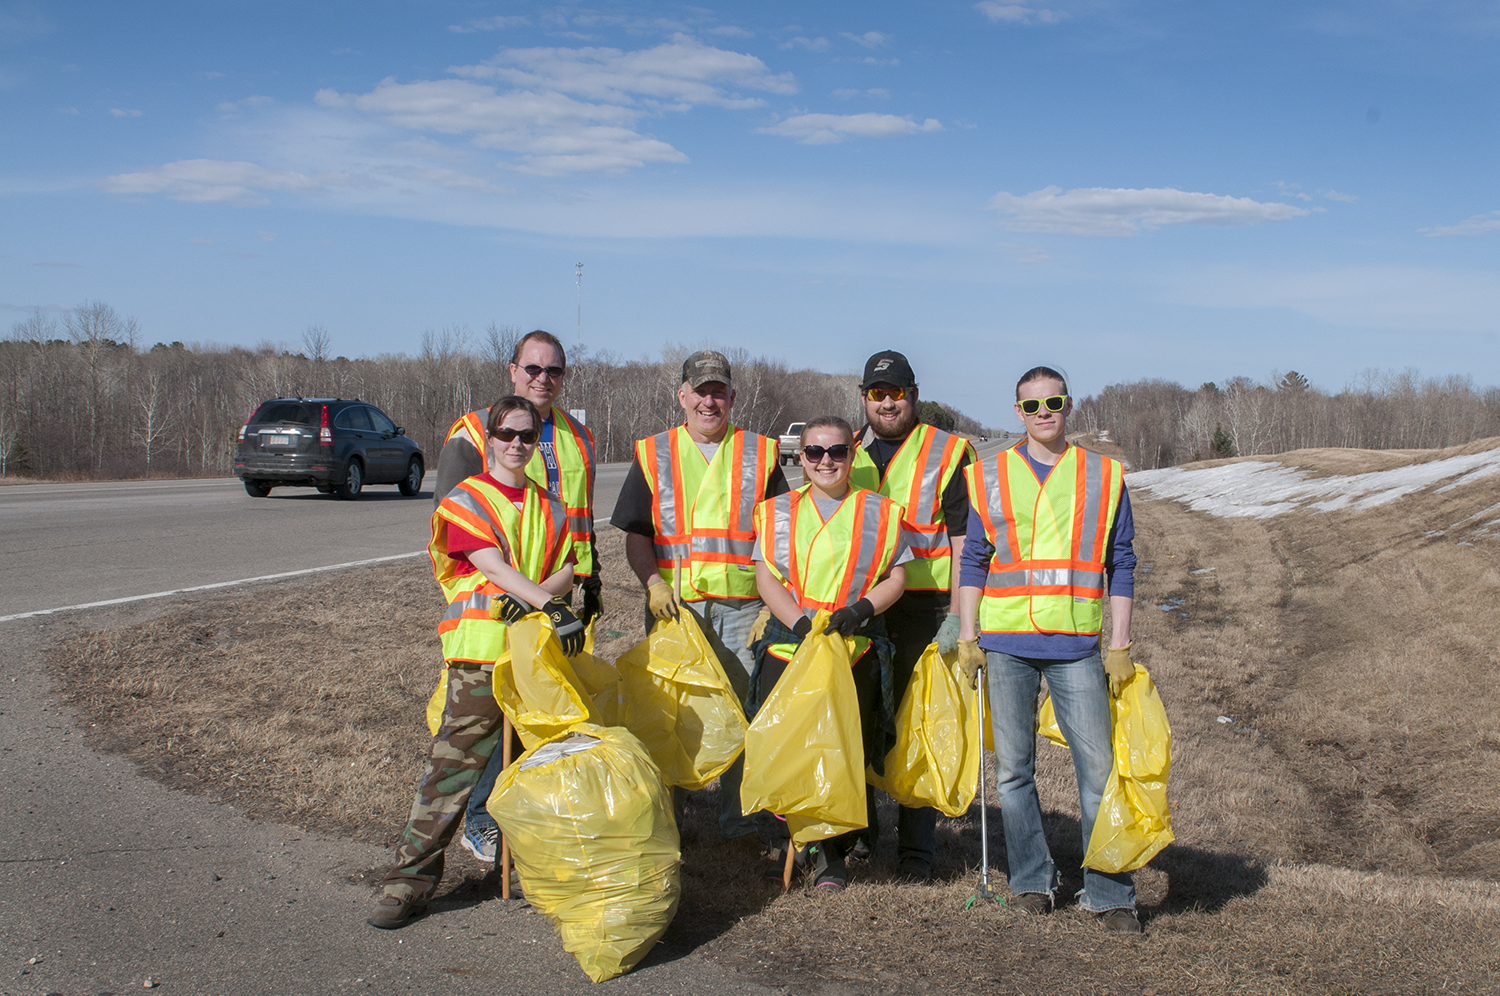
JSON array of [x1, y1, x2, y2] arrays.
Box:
[[268, 435, 291, 446]]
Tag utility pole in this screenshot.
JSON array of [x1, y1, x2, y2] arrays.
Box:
[[575, 262, 583, 350]]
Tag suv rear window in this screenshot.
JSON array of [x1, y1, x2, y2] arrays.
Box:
[[253, 401, 319, 425]]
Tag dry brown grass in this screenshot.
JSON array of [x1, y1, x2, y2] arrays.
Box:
[[51, 451, 1500, 994]]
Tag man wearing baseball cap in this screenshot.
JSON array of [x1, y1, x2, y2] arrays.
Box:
[[848, 349, 976, 881], [611, 349, 790, 843]]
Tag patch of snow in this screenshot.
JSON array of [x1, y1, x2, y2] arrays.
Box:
[[1129, 446, 1500, 521]]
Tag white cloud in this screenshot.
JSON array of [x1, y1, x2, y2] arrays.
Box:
[[1324, 189, 1358, 202], [216, 95, 274, 119], [760, 112, 942, 145], [109, 107, 143, 118], [987, 186, 1309, 235], [448, 15, 530, 33], [1420, 211, 1500, 237], [781, 36, 830, 51], [452, 34, 796, 109], [708, 25, 753, 38], [842, 31, 890, 48], [100, 159, 331, 204], [975, 2, 1068, 24], [832, 87, 890, 99]]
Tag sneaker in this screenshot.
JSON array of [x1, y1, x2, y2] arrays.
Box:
[[461, 825, 499, 863], [898, 857, 933, 883], [366, 888, 427, 930], [810, 843, 847, 892], [1099, 908, 1143, 933], [1010, 892, 1052, 915], [847, 837, 872, 862]]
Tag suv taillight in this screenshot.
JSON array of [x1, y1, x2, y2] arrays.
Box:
[[320, 404, 333, 445], [238, 406, 256, 442]]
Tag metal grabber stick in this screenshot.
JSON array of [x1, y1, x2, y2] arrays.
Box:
[[967, 664, 1000, 909], [499, 715, 514, 900]]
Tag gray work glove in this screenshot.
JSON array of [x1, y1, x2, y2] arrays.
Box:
[[935, 612, 962, 655]]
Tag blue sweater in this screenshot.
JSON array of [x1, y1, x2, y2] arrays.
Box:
[[959, 445, 1135, 660]]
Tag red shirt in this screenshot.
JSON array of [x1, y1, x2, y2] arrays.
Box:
[[444, 475, 573, 577]]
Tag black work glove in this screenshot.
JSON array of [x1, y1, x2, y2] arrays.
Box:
[[545, 597, 586, 657], [489, 592, 532, 625], [826, 598, 875, 637], [791, 615, 813, 640], [577, 574, 603, 626]]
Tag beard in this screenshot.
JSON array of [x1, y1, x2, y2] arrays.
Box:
[[869, 404, 920, 441]]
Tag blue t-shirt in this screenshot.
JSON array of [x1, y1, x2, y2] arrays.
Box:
[[536, 412, 561, 496], [959, 444, 1135, 660]]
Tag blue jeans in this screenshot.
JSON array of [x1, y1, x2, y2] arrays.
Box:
[[986, 649, 1136, 913]]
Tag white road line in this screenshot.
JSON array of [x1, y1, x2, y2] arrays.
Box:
[[0, 551, 426, 624]]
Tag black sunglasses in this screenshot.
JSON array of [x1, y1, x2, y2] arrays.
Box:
[[520, 364, 565, 381], [1018, 395, 1068, 416], [492, 427, 540, 444], [802, 443, 851, 462]]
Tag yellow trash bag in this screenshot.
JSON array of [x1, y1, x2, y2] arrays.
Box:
[[867, 642, 981, 817], [1084, 663, 1174, 872], [740, 611, 867, 848], [489, 723, 680, 983], [615, 612, 748, 791], [493, 614, 603, 749], [1037, 694, 1068, 748]]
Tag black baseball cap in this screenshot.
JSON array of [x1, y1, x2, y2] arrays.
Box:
[[860, 350, 917, 390], [682, 349, 733, 389]]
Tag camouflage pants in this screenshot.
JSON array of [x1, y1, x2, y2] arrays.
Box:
[[379, 664, 502, 899]]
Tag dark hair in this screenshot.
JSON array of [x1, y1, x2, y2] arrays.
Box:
[[510, 329, 566, 369], [486, 395, 542, 438], [1015, 365, 1069, 400], [799, 415, 855, 447]]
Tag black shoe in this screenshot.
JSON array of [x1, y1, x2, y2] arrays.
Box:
[[898, 857, 932, 883], [366, 890, 427, 929], [1099, 908, 1142, 933], [811, 843, 847, 892], [1010, 892, 1052, 915], [847, 837, 872, 862]]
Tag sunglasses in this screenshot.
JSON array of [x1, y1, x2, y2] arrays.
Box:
[[863, 387, 907, 402], [1018, 395, 1068, 416], [802, 443, 851, 462], [520, 364, 565, 381], [492, 427, 540, 444]]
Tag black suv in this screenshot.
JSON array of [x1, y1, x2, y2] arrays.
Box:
[[235, 398, 425, 500]]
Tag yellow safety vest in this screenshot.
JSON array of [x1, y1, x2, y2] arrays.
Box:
[[445, 406, 596, 575], [636, 423, 778, 600], [849, 424, 975, 592], [753, 485, 904, 661], [964, 443, 1123, 637], [429, 476, 572, 665]]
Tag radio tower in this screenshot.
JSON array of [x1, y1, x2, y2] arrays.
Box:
[[575, 262, 583, 350]]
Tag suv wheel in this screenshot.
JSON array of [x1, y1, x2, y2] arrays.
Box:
[[398, 457, 424, 497], [245, 480, 273, 498], [336, 460, 364, 501]]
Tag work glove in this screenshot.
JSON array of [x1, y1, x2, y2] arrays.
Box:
[[489, 592, 532, 625], [577, 575, 603, 626], [545, 597, 586, 656], [826, 598, 875, 638], [747, 606, 772, 647], [957, 638, 985, 689], [791, 615, 813, 640], [1103, 642, 1135, 698], [646, 580, 681, 621], [935, 612, 962, 655]]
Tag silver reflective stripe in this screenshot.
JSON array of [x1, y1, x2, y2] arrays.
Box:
[[985, 460, 1011, 563], [653, 432, 677, 537], [567, 514, 592, 533], [912, 435, 946, 526], [1029, 567, 1072, 586], [654, 541, 691, 559], [693, 535, 757, 556], [735, 432, 759, 535], [567, 411, 595, 466], [445, 488, 487, 521], [1071, 568, 1105, 589], [443, 590, 490, 620], [985, 567, 1103, 589], [769, 493, 793, 578], [986, 569, 1029, 588], [1076, 450, 1104, 562], [843, 492, 888, 606]]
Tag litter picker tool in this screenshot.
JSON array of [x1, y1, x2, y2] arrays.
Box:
[[500, 715, 515, 900], [965, 666, 1004, 911]]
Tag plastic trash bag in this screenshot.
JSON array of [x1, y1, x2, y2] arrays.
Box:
[[615, 612, 748, 791], [489, 723, 680, 983], [568, 649, 621, 729], [867, 642, 980, 817], [494, 614, 619, 749], [1037, 694, 1068, 748], [739, 611, 867, 848], [1075, 664, 1174, 873]]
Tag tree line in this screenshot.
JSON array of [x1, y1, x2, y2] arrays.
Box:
[[1, 303, 985, 480], [1075, 370, 1500, 470]]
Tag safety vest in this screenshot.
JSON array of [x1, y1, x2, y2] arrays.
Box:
[[445, 406, 596, 575], [752, 485, 904, 661], [849, 424, 975, 592], [636, 423, 778, 600], [428, 476, 572, 665], [965, 443, 1123, 637]]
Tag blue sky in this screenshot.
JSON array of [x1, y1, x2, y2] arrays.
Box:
[[4, 0, 1499, 427]]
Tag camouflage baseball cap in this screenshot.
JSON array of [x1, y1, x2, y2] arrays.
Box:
[[682, 349, 733, 389]]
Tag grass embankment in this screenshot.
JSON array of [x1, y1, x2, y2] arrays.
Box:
[[53, 442, 1500, 994]]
